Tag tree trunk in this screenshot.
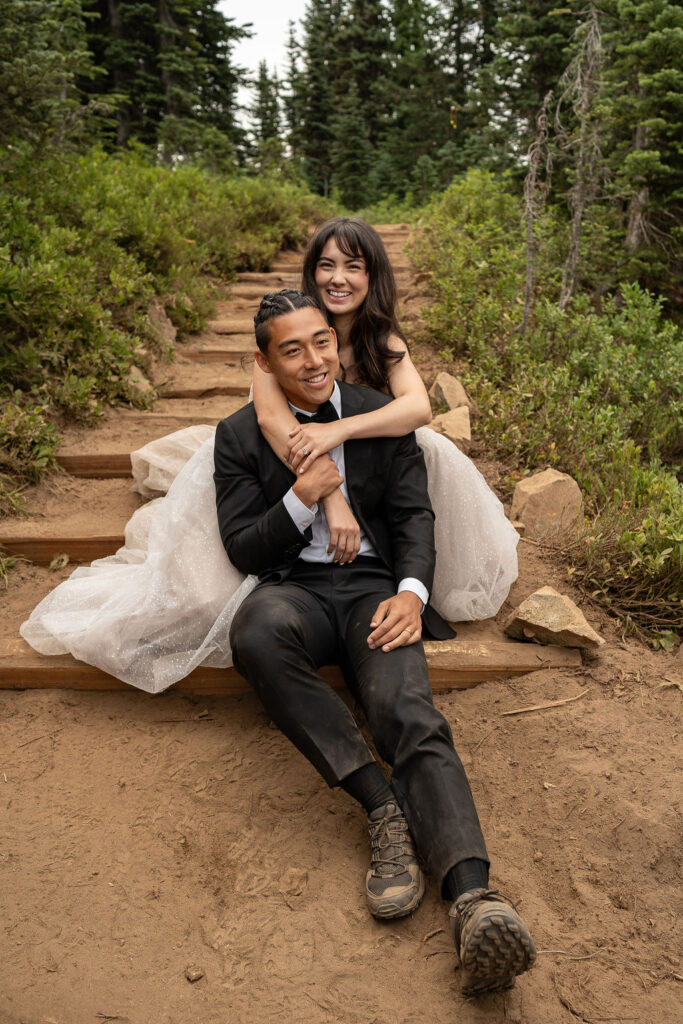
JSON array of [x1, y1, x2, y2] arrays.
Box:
[[626, 117, 649, 250]]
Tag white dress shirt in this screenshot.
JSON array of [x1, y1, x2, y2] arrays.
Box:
[[282, 383, 429, 607]]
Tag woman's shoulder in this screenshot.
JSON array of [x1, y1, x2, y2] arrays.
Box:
[[386, 331, 408, 355]]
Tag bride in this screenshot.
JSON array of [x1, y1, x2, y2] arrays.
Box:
[[21, 217, 518, 693]]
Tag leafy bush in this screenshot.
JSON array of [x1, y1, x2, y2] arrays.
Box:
[[0, 145, 327, 511], [411, 170, 683, 632]]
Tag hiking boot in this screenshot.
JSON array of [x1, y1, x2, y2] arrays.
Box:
[[449, 888, 537, 996], [365, 800, 425, 919]]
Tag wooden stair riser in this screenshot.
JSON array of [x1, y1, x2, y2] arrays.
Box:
[[0, 638, 581, 694], [158, 383, 250, 399]]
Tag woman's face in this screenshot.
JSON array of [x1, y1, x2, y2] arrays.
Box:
[[314, 238, 370, 319]]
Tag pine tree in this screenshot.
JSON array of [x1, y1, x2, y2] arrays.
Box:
[[251, 62, 281, 143], [83, 0, 250, 161], [469, 1, 577, 169], [283, 20, 306, 172], [297, 0, 343, 195], [601, 0, 683, 258], [0, 0, 97, 148], [381, 0, 452, 194], [330, 78, 373, 206], [332, 0, 392, 147]]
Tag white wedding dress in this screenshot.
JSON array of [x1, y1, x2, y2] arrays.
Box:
[[20, 424, 519, 694]]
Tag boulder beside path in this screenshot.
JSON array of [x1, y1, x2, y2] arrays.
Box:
[[510, 468, 583, 540], [428, 371, 474, 412], [504, 586, 606, 650], [428, 406, 471, 454]]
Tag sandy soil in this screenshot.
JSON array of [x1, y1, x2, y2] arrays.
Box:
[[1, 228, 681, 1024]]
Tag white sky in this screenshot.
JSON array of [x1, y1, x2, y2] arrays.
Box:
[[218, 0, 310, 79]]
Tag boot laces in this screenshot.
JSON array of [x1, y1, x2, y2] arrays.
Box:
[[368, 810, 414, 878]]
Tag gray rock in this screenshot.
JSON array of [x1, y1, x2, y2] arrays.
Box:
[[510, 468, 583, 540], [504, 586, 606, 650]]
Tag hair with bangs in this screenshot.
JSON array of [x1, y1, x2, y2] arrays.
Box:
[[301, 217, 405, 391]]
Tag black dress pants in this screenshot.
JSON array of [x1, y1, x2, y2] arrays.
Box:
[[229, 558, 489, 894]]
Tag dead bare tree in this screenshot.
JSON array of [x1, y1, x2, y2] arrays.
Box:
[[556, 3, 603, 310], [521, 91, 554, 336]]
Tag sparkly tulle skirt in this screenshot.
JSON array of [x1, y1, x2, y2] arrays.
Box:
[[20, 426, 518, 694]]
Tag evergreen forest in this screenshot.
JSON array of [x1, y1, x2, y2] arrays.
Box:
[[1, 0, 682, 634]]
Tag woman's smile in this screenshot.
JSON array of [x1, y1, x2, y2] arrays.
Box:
[[315, 238, 369, 317]]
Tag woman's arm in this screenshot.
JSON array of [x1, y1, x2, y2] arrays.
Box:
[[288, 337, 432, 472], [252, 359, 300, 466], [252, 361, 362, 564]]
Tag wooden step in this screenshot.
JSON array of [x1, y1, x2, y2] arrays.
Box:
[[56, 453, 133, 478], [158, 362, 252, 399], [0, 637, 581, 694], [237, 271, 300, 285], [55, 399, 247, 470], [207, 317, 255, 334], [180, 340, 255, 362], [0, 535, 125, 563]]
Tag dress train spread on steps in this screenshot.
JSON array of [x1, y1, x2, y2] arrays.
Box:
[[20, 425, 519, 694]]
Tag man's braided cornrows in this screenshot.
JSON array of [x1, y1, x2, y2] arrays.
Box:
[[254, 289, 320, 353]]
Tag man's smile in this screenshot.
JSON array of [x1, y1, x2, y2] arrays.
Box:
[[302, 370, 330, 388]]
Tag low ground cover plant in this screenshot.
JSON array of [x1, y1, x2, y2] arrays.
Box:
[[410, 171, 683, 634]]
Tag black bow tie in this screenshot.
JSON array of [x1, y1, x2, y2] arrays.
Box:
[[295, 400, 339, 424]]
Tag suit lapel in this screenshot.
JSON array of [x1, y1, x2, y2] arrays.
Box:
[[338, 382, 374, 497]]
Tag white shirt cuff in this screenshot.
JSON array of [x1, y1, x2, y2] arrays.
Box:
[[398, 577, 429, 610], [283, 487, 317, 534]]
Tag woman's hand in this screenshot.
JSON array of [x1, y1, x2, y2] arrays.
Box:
[[322, 490, 361, 565], [288, 421, 348, 473]]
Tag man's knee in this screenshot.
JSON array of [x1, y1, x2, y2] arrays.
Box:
[[230, 589, 305, 671]]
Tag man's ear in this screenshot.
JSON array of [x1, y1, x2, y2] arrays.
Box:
[[255, 350, 273, 375], [330, 326, 338, 349]]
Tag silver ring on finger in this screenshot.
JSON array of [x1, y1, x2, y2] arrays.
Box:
[[300, 447, 311, 456]]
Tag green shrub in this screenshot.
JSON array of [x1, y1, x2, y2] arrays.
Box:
[[411, 170, 683, 632], [0, 145, 328, 513]]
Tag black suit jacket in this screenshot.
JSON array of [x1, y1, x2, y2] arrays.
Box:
[[213, 381, 455, 640]]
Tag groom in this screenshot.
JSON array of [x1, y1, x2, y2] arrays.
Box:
[[214, 290, 536, 995]]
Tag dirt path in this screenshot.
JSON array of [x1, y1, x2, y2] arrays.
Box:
[[1, 228, 681, 1024]]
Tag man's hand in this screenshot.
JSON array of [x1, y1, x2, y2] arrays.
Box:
[[292, 454, 344, 509], [367, 591, 423, 652], [322, 489, 361, 565]]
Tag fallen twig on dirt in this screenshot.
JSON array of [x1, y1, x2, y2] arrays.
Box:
[[17, 727, 64, 748], [424, 948, 455, 960], [501, 689, 589, 717], [422, 927, 444, 943], [472, 726, 497, 754]]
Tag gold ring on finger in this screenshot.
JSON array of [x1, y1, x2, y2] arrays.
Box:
[[403, 627, 413, 636]]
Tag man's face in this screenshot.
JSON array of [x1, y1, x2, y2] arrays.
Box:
[[255, 306, 339, 412]]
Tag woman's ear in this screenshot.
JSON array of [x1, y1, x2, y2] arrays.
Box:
[[255, 350, 273, 374]]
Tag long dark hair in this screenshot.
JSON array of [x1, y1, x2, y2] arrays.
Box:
[[301, 217, 405, 391]]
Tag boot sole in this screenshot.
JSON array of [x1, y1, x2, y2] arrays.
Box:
[[460, 904, 537, 996], [368, 872, 426, 920]]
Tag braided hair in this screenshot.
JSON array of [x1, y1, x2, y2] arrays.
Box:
[[301, 217, 405, 391], [254, 289, 320, 353]]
